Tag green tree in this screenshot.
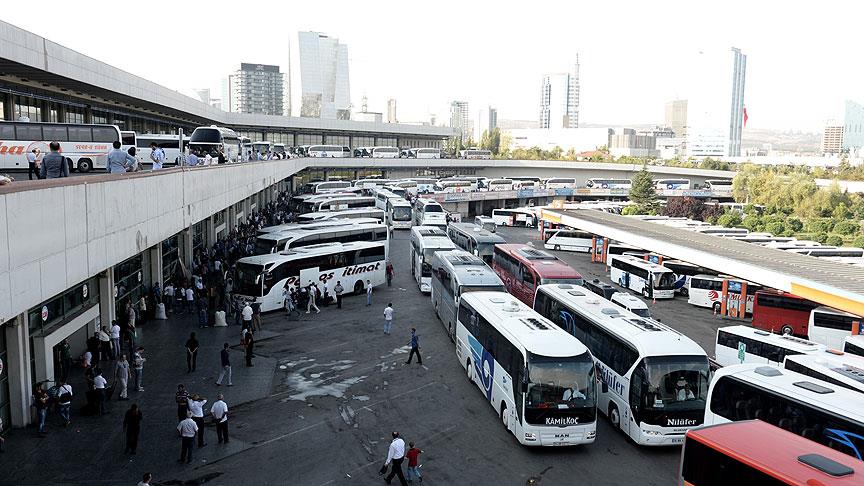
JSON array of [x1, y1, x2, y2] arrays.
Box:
[[825, 235, 844, 246], [833, 202, 852, 220], [764, 221, 786, 236], [832, 220, 861, 235], [785, 217, 804, 232], [853, 235, 864, 248], [807, 218, 835, 234], [629, 167, 659, 213], [717, 212, 742, 227], [814, 232, 829, 244], [742, 214, 763, 232], [489, 127, 501, 155]]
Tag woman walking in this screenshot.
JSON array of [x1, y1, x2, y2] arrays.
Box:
[[123, 403, 143, 454]]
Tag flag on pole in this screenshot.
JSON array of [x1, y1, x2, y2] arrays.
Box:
[[743, 106, 748, 128]]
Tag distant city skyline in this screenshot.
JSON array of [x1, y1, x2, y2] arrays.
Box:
[[1, 1, 862, 131]]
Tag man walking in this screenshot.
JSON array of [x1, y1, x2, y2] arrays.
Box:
[[60, 339, 72, 382], [114, 354, 130, 400], [132, 347, 146, 392], [175, 384, 189, 422], [210, 394, 229, 444], [34, 384, 49, 437], [251, 301, 262, 331], [106, 141, 135, 173], [306, 283, 320, 314], [26, 148, 41, 180], [244, 329, 255, 367], [93, 368, 108, 415], [187, 393, 207, 448], [177, 411, 198, 464], [382, 431, 408, 486], [405, 328, 422, 365], [185, 332, 199, 373], [123, 403, 142, 454], [386, 262, 394, 287], [149, 142, 165, 170], [383, 303, 394, 335], [40, 142, 69, 179], [57, 380, 73, 426], [98, 326, 111, 362], [334, 281, 344, 309], [110, 321, 121, 360], [366, 280, 373, 306], [215, 343, 232, 386]]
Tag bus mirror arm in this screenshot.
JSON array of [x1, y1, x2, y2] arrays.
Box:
[[521, 368, 529, 393]]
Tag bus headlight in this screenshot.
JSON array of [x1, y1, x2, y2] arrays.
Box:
[[524, 432, 537, 441], [643, 429, 662, 436], [587, 430, 596, 439]]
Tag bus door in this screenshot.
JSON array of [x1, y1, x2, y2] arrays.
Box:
[[517, 263, 536, 304], [299, 267, 320, 291], [721, 280, 747, 318]]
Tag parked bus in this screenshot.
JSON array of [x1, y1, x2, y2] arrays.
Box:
[[609, 254, 676, 299], [413, 198, 447, 227], [457, 292, 597, 446], [751, 290, 821, 337], [474, 216, 496, 233], [374, 189, 402, 210], [233, 241, 386, 312], [486, 179, 514, 192], [492, 244, 583, 306], [258, 218, 381, 235], [136, 133, 188, 167], [704, 364, 864, 461], [662, 260, 717, 296], [783, 351, 864, 395], [789, 247, 864, 258], [412, 147, 440, 159], [687, 275, 761, 314], [845, 336, 864, 357], [299, 180, 353, 194], [585, 178, 632, 190], [411, 178, 437, 194], [410, 226, 456, 292], [446, 223, 506, 264], [254, 222, 388, 255], [430, 250, 505, 340], [694, 227, 749, 237], [251, 140, 272, 158], [386, 198, 413, 230], [272, 143, 287, 158], [543, 229, 593, 253], [381, 185, 407, 199], [391, 180, 418, 196], [436, 179, 473, 193], [534, 284, 710, 445], [308, 145, 348, 157], [680, 420, 863, 486], [0, 121, 126, 172], [654, 178, 691, 191], [714, 326, 825, 367], [189, 125, 240, 162], [491, 208, 538, 227], [290, 193, 357, 212], [459, 149, 492, 160], [704, 179, 734, 196], [371, 146, 400, 158], [808, 307, 863, 350], [308, 196, 376, 213], [545, 177, 577, 189], [240, 136, 252, 161], [295, 210, 384, 225], [353, 178, 392, 189], [507, 176, 542, 189]]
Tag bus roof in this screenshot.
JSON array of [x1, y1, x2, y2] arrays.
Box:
[[257, 222, 384, 243], [536, 284, 706, 357], [259, 217, 381, 233], [238, 240, 385, 266], [387, 198, 412, 207], [415, 198, 442, 207], [686, 420, 863, 485], [432, 250, 504, 287], [411, 226, 447, 237], [784, 350, 864, 390], [461, 291, 589, 358], [448, 223, 505, 244], [610, 254, 673, 273], [495, 244, 582, 279], [718, 325, 826, 353]]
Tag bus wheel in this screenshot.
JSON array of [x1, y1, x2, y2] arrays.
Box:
[[781, 325, 794, 336], [466, 360, 473, 383], [77, 158, 92, 173], [609, 404, 620, 429], [500, 403, 509, 430], [680, 287, 689, 297], [353, 281, 364, 295], [554, 245, 561, 251]]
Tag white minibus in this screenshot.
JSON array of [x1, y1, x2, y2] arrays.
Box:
[[544, 229, 593, 253]]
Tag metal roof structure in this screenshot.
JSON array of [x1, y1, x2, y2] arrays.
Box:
[[541, 209, 864, 317]]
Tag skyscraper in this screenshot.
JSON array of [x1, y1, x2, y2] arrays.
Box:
[[539, 57, 580, 129], [728, 47, 747, 157], [228, 63, 286, 116], [475, 106, 498, 140], [843, 100, 864, 154], [387, 99, 397, 123], [664, 100, 688, 138], [450, 101, 472, 140], [821, 121, 844, 155], [296, 31, 351, 120]]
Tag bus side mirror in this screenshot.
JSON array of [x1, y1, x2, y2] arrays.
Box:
[[601, 381, 609, 394]]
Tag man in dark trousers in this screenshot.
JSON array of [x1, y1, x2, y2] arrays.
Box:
[[333, 281, 344, 309], [244, 329, 255, 367], [123, 403, 142, 454], [185, 332, 199, 372], [405, 328, 422, 365], [382, 431, 408, 485], [40, 142, 69, 179]]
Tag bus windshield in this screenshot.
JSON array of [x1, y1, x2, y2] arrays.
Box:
[[424, 205, 443, 213], [235, 262, 265, 297], [653, 272, 677, 290], [525, 352, 597, 426], [634, 355, 709, 425], [190, 128, 221, 143], [540, 277, 585, 286], [393, 207, 412, 221]]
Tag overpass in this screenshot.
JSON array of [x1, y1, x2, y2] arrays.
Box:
[[540, 208, 864, 317]]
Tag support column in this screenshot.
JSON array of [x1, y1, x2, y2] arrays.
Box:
[[180, 228, 194, 278], [149, 243, 164, 287], [206, 217, 216, 252], [57, 104, 66, 123], [99, 268, 116, 329], [2, 94, 13, 121], [6, 315, 32, 427], [83, 106, 93, 124]]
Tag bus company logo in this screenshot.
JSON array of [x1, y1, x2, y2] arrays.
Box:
[[0, 141, 28, 155], [546, 417, 579, 427], [597, 363, 626, 397], [708, 290, 719, 300], [340, 262, 381, 278], [666, 418, 697, 426]]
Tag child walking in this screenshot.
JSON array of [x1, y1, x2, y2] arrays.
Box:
[[406, 441, 422, 483]]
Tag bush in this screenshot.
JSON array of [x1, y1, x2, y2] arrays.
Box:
[[825, 235, 844, 247], [742, 215, 762, 232], [785, 217, 804, 232], [854, 235, 864, 248], [621, 205, 641, 215], [782, 228, 796, 237], [764, 221, 786, 236], [807, 218, 835, 234], [814, 232, 829, 244], [832, 220, 861, 236], [717, 212, 742, 227]]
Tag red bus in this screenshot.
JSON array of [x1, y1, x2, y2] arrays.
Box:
[[751, 290, 820, 338], [491, 244, 584, 306], [681, 420, 861, 486]]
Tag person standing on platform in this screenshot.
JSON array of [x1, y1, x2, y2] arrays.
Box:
[[244, 329, 255, 367], [210, 394, 229, 444], [386, 262, 394, 287], [59, 339, 72, 382], [123, 403, 142, 454], [185, 332, 199, 373], [241, 301, 253, 329], [149, 142, 165, 170], [93, 368, 108, 415], [106, 141, 135, 173], [114, 354, 130, 401], [251, 301, 262, 331], [132, 347, 146, 392], [175, 384, 189, 422], [215, 343, 232, 386], [110, 321, 121, 360], [366, 280, 373, 306], [383, 303, 394, 335], [26, 148, 41, 180], [177, 411, 198, 464], [187, 393, 207, 448]]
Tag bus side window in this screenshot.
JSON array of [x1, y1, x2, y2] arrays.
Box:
[[520, 263, 534, 287]]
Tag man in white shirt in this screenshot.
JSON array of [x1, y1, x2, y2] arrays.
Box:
[[149, 143, 165, 170], [83, 350, 92, 369], [383, 303, 394, 335], [110, 321, 121, 359], [383, 431, 408, 485], [210, 394, 229, 444], [187, 393, 207, 448], [93, 369, 108, 415], [57, 380, 73, 426], [164, 283, 174, 314], [177, 411, 198, 464], [185, 287, 195, 315], [242, 302, 253, 328]]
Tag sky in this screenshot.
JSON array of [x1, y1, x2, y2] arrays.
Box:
[[3, 1, 863, 132]]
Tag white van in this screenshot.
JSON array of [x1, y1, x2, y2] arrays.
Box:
[[474, 215, 496, 233], [609, 292, 652, 318]]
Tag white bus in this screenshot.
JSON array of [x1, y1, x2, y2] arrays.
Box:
[[254, 222, 388, 255], [654, 179, 691, 191], [374, 189, 402, 210], [385, 198, 413, 230], [296, 210, 384, 225], [0, 121, 126, 172], [661, 260, 717, 296], [259, 217, 381, 234], [704, 364, 864, 460], [687, 275, 761, 314], [391, 180, 418, 196], [694, 226, 750, 237], [783, 351, 864, 395], [534, 284, 710, 445], [273, 143, 287, 158], [585, 178, 631, 190], [309, 196, 376, 213], [714, 325, 826, 367], [431, 250, 505, 340], [371, 146, 399, 158], [459, 149, 492, 160], [457, 292, 597, 446], [411, 178, 438, 194], [413, 198, 447, 227], [353, 178, 392, 189], [411, 226, 456, 292], [300, 181, 354, 194], [252, 140, 272, 158], [136, 133, 188, 167], [189, 125, 240, 162], [789, 247, 864, 258], [446, 222, 506, 264], [545, 178, 577, 190], [492, 208, 538, 227], [544, 229, 593, 253], [234, 241, 387, 312], [808, 307, 863, 350], [381, 185, 407, 199], [507, 176, 542, 189], [704, 179, 733, 196], [846, 336, 864, 357], [308, 145, 349, 157], [486, 179, 514, 192], [436, 179, 473, 193], [291, 193, 357, 212], [414, 147, 441, 159], [609, 254, 676, 299]]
